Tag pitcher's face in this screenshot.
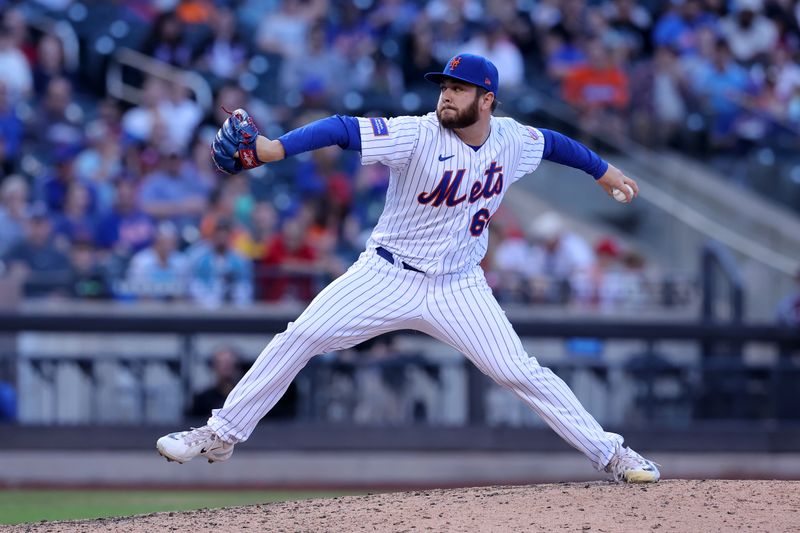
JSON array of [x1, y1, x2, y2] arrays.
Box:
[[436, 80, 482, 129]]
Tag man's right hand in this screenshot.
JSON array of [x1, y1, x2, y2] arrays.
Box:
[[211, 108, 263, 175], [596, 164, 638, 202]]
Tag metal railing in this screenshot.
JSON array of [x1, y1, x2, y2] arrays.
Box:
[[106, 48, 213, 111], [701, 240, 745, 324], [0, 310, 798, 426]]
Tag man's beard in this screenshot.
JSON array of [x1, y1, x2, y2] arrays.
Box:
[[437, 95, 481, 129]]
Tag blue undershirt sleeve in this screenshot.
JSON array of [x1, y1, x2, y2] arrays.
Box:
[[278, 115, 362, 157], [540, 129, 608, 180]]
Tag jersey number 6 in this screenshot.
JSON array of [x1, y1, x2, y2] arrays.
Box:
[[469, 208, 491, 237]]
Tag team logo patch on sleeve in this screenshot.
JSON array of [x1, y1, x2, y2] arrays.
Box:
[[370, 117, 389, 136]]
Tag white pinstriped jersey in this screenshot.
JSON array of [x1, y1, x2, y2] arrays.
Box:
[[357, 112, 545, 275]]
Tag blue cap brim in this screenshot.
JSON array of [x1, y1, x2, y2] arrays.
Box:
[[424, 72, 494, 93]]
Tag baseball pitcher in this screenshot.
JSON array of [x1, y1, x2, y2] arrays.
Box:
[[157, 54, 660, 483]]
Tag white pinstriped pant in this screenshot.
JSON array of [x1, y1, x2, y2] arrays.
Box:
[[208, 248, 623, 470]]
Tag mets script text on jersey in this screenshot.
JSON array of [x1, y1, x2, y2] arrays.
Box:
[[417, 161, 504, 208]]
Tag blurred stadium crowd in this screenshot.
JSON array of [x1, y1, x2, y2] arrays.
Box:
[[1, 0, 798, 309]]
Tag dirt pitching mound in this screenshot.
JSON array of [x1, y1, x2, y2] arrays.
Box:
[[5, 480, 799, 532]]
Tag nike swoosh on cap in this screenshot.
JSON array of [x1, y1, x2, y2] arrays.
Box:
[[438, 154, 455, 161]]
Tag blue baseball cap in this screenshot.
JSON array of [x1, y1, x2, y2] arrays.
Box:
[[425, 53, 499, 96]]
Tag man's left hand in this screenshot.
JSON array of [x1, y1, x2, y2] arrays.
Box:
[[212, 108, 263, 175]]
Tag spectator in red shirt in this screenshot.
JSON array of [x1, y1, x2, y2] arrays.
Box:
[[258, 217, 318, 302]]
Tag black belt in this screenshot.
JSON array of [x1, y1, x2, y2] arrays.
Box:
[[376, 246, 424, 273]]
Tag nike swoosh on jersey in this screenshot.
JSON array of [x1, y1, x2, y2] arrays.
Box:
[[438, 154, 455, 162]]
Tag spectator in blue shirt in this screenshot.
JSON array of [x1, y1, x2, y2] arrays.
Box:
[[73, 121, 123, 215], [3, 204, 71, 297], [690, 39, 750, 144], [95, 179, 156, 257], [0, 80, 22, 176], [37, 147, 97, 215], [33, 77, 84, 158], [138, 150, 208, 230], [125, 221, 188, 301], [52, 182, 96, 248], [190, 218, 253, 308], [653, 0, 718, 55]]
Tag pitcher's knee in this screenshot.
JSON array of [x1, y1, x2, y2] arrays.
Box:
[[487, 356, 543, 389], [275, 322, 335, 356]]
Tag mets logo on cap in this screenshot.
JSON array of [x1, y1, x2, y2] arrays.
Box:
[[424, 53, 500, 97]]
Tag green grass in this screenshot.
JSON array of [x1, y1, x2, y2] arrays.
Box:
[[0, 490, 360, 525]]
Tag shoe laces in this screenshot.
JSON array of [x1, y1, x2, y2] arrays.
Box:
[[181, 426, 218, 447], [607, 446, 660, 481]]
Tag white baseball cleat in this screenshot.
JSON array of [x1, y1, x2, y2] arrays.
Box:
[[605, 445, 660, 483], [156, 425, 234, 464]]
